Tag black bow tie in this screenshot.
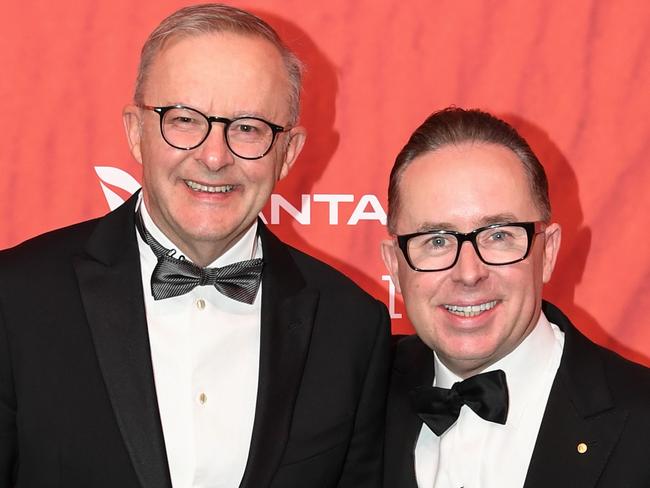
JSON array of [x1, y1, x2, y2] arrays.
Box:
[[410, 369, 509, 436], [135, 209, 263, 304]]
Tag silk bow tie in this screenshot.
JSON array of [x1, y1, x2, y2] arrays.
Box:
[[135, 209, 263, 304], [410, 369, 509, 436]]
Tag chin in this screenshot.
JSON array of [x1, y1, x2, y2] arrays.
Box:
[[185, 225, 237, 243], [442, 338, 501, 364]]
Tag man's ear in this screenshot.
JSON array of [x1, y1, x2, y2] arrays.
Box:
[[381, 239, 402, 294], [277, 126, 306, 181], [542, 222, 562, 283], [123, 105, 144, 164]]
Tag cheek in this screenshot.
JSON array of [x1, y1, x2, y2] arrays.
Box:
[[398, 272, 443, 310], [400, 275, 448, 348], [496, 264, 541, 322], [142, 143, 186, 179], [139, 126, 163, 156], [242, 160, 281, 187], [521, 253, 546, 297]]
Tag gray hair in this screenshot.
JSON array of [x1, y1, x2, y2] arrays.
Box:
[[134, 3, 303, 124]]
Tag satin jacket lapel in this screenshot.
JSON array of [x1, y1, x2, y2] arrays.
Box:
[[385, 336, 434, 488], [73, 194, 172, 488], [524, 302, 627, 488], [238, 222, 318, 488]]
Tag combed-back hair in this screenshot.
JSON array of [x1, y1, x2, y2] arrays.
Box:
[[387, 107, 551, 233]]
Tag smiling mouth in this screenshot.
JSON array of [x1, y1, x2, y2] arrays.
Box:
[[185, 180, 235, 193], [443, 300, 498, 317]]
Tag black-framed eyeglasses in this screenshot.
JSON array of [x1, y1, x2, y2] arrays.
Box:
[[140, 104, 291, 160], [396, 221, 547, 272]]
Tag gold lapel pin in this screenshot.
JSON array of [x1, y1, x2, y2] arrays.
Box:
[[577, 442, 588, 454]]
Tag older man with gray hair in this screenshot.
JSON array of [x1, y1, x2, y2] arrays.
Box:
[[0, 4, 390, 487]]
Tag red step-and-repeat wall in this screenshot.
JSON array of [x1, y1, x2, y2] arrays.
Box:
[[2, 1, 649, 364]]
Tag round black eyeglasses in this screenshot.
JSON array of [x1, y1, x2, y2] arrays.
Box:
[[140, 104, 291, 160], [396, 221, 547, 272]]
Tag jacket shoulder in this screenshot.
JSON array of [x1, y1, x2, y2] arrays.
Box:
[[545, 301, 650, 411], [385, 334, 433, 378], [598, 344, 650, 404], [0, 218, 101, 269], [0, 194, 138, 274], [286, 244, 382, 306]]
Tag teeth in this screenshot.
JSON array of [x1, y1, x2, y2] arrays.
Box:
[[185, 180, 234, 193], [444, 300, 497, 317]]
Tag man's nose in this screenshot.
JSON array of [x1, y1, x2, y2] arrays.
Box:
[[194, 124, 235, 170], [450, 241, 489, 286]]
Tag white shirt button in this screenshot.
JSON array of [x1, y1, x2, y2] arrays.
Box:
[[199, 392, 208, 405], [196, 298, 206, 310]]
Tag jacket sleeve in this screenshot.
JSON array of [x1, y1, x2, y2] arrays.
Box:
[[0, 300, 17, 487], [337, 299, 391, 488]]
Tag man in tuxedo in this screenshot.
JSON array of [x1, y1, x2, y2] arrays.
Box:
[[380, 107, 650, 487], [0, 5, 390, 487]]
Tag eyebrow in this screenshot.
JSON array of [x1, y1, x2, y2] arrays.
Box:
[[160, 103, 269, 120], [231, 110, 269, 119], [414, 213, 521, 233]]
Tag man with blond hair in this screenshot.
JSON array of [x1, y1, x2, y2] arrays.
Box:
[[0, 5, 389, 487]]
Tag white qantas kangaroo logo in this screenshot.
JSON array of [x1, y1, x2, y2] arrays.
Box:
[[94, 166, 141, 210]]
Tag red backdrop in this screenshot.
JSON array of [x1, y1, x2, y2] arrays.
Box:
[[2, 1, 649, 364]]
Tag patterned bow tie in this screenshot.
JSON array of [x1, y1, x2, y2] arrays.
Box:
[[410, 369, 509, 436], [135, 209, 263, 304]]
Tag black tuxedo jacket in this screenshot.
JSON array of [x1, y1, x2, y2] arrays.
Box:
[[384, 301, 650, 487], [0, 195, 390, 488]]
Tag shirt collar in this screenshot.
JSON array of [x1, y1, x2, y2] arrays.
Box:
[[433, 311, 561, 424]]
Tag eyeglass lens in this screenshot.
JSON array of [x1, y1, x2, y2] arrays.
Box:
[[407, 225, 531, 271], [161, 106, 276, 158]]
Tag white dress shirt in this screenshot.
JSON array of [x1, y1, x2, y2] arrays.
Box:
[[415, 312, 565, 488], [137, 200, 261, 488]]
